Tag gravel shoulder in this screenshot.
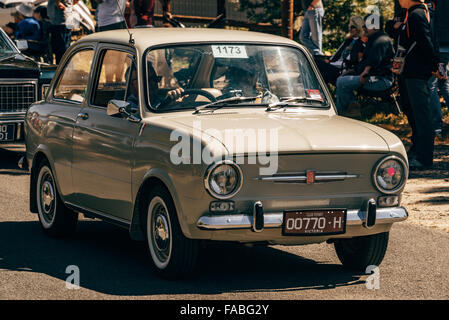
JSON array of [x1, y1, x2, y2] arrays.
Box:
[[399, 144, 449, 233]]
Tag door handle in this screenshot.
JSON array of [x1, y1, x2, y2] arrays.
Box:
[[77, 112, 89, 120]]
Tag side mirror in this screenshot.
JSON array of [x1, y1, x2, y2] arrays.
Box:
[[107, 100, 141, 123], [107, 99, 129, 116]]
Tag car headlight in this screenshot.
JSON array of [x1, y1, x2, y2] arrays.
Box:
[[204, 160, 243, 199], [373, 155, 407, 194]]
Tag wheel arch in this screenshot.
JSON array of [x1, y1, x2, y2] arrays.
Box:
[[129, 168, 189, 241], [29, 146, 58, 214]]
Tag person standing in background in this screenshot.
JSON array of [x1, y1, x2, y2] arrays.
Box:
[[299, 0, 325, 56], [396, 0, 446, 170], [425, 0, 443, 136], [133, 0, 154, 27], [95, 0, 127, 31], [33, 6, 52, 63], [47, 0, 76, 64], [14, 3, 42, 58]]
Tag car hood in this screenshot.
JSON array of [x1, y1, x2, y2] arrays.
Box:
[[167, 111, 391, 154], [0, 53, 40, 78]]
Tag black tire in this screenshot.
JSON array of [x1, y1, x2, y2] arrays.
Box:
[[143, 185, 199, 279], [36, 160, 78, 237], [334, 232, 389, 271]]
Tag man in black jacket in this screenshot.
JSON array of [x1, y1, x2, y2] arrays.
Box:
[[396, 0, 445, 170], [335, 14, 394, 114]]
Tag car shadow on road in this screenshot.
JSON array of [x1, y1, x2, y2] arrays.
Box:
[[0, 219, 366, 297]]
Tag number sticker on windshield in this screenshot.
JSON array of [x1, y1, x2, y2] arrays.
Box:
[[211, 45, 248, 59]]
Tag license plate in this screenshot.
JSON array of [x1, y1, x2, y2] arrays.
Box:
[[283, 209, 346, 236], [0, 124, 15, 142]]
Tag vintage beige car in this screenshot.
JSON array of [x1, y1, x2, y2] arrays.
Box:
[[24, 28, 409, 279]]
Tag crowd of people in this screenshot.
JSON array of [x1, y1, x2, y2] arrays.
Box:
[[3, 0, 156, 64], [300, 0, 448, 171], [1, 0, 447, 171]]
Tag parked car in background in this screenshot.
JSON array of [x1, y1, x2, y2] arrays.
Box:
[[25, 29, 409, 279], [0, 27, 55, 145]]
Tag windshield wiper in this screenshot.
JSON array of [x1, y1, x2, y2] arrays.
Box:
[[265, 96, 326, 112], [193, 95, 260, 114]]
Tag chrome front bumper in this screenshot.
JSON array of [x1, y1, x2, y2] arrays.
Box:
[[197, 206, 408, 230], [0, 119, 24, 142]]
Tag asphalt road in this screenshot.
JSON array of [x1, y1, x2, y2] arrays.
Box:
[[1, 147, 448, 300]]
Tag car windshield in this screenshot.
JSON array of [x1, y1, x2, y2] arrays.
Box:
[[145, 44, 328, 112], [0, 28, 19, 56]]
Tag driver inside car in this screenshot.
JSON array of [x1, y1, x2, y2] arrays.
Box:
[[148, 62, 185, 109]]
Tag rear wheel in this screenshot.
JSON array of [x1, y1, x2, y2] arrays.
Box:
[[334, 232, 389, 271], [144, 185, 199, 279], [36, 160, 78, 237]]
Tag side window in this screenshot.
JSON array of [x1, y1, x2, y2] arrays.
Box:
[[92, 50, 134, 108], [53, 49, 94, 103]]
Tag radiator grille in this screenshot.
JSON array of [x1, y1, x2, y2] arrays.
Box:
[[0, 81, 37, 112]]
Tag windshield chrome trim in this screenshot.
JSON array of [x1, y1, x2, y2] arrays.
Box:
[[142, 41, 333, 115]]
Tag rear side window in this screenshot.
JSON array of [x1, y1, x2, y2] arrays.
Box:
[[53, 49, 94, 103]]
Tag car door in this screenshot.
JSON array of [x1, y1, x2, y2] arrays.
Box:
[[45, 45, 95, 203], [71, 45, 139, 222]]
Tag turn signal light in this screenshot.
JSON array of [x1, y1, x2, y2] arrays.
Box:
[[209, 201, 235, 213], [377, 196, 399, 207]]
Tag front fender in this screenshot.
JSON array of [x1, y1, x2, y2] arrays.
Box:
[[130, 167, 191, 240]]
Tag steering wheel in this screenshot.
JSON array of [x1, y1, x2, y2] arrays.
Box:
[[181, 89, 217, 103]]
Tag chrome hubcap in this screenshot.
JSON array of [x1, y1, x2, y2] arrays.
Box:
[[39, 170, 55, 224], [42, 181, 55, 211], [154, 214, 170, 250], [150, 201, 171, 264]]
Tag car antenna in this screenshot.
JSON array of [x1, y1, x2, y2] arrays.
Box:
[[114, 0, 134, 45]]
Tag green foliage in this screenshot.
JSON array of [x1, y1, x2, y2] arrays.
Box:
[[237, 0, 395, 52], [237, 0, 302, 24], [322, 0, 354, 52]]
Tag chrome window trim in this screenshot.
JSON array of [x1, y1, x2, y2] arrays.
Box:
[[204, 160, 244, 200], [50, 47, 95, 105], [142, 42, 333, 114]]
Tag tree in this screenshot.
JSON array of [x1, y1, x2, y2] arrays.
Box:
[[237, 0, 394, 51]]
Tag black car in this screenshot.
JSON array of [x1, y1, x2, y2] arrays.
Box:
[[0, 27, 55, 145]]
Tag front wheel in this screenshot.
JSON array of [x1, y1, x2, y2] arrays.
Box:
[[36, 160, 78, 237], [334, 232, 389, 271], [144, 185, 199, 279]]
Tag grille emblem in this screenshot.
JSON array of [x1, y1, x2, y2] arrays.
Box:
[[306, 170, 315, 184]]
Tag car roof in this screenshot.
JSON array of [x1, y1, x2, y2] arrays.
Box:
[[78, 28, 300, 51]]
